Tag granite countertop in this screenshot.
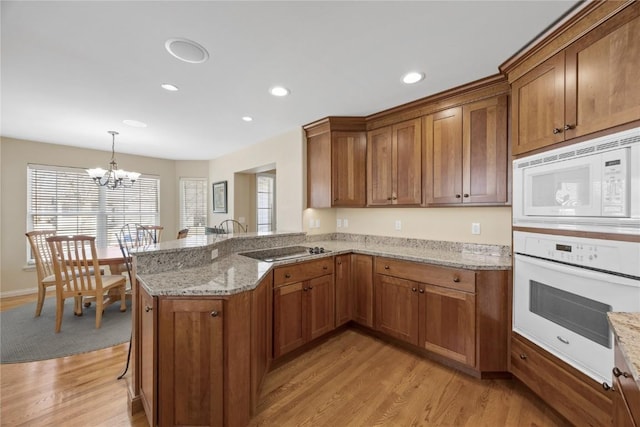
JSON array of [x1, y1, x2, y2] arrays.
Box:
[[608, 312, 640, 382], [138, 238, 512, 297]]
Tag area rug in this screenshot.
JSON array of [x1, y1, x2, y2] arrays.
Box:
[[0, 297, 131, 363]]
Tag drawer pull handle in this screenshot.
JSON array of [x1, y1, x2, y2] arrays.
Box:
[[564, 124, 575, 131], [556, 336, 569, 345], [613, 367, 629, 378], [602, 382, 612, 391], [519, 354, 527, 360], [145, 306, 153, 312], [210, 311, 219, 317], [384, 265, 390, 270], [285, 273, 291, 279], [463, 194, 469, 198], [553, 127, 562, 134], [303, 287, 308, 292], [419, 289, 424, 294], [337, 261, 342, 265], [308, 286, 313, 290], [452, 276, 460, 283], [455, 194, 461, 198], [412, 287, 417, 292], [323, 266, 328, 270]]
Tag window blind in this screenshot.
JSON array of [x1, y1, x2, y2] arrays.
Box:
[[180, 178, 207, 236], [27, 164, 160, 256]]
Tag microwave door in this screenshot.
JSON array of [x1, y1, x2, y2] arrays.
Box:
[[523, 155, 602, 217]]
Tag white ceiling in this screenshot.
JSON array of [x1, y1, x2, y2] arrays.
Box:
[[1, 1, 578, 161]]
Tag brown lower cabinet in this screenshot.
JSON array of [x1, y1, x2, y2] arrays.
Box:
[[334, 254, 352, 327], [352, 254, 374, 328], [137, 276, 268, 427], [375, 257, 492, 372], [273, 258, 335, 358], [613, 338, 640, 427], [511, 332, 612, 426]]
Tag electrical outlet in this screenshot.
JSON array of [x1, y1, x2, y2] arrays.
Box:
[[395, 220, 402, 230], [315, 219, 321, 228], [309, 219, 315, 228], [472, 223, 481, 235], [211, 248, 219, 260], [337, 219, 342, 228], [343, 219, 348, 228]]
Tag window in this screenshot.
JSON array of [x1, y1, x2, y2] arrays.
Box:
[[180, 178, 207, 236], [27, 164, 160, 257], [256, 174, 275, 232]]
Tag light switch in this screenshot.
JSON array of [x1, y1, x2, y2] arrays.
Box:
[[395, 220, 402, 230], [309, 219, 315, 228], [315, 219, 321, 228], [472, 223, 481, 235], [343, 219, 349, 228], [337, 219, 342, 228]]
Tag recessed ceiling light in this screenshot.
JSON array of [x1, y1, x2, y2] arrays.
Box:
[[165, 38, 209, 64], [269, 86, 290, 97], [123, 119, 147, 128], [161, 83, 179, 91], [242, 116, 253, 122], [402, 72, 425, 84]]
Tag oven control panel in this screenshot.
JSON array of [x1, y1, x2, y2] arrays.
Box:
[[513, 231, 640, 278]]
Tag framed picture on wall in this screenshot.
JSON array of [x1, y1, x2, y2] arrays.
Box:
[[212, 181, 227, 213]]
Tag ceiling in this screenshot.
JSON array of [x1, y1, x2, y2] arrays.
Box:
[[1, 1, 579, 161]]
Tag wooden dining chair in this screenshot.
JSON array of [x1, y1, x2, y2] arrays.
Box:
[[25, 230, 57, 317], [47, 235, 127, 333], [139, 225, 163, 245], [177, 228, 189, 239], [218, 219, 247, 234]]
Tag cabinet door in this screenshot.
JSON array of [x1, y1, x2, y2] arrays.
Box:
[[139, 287, 157, 427], [335, 255, 352, 327], [511, 52, 565, 155], [420, 284, 476, 367], [375, 274, 419, 345], [307, 274, 335, 341], [158, 299, 224, 427], [392, 118, 422, 205], [367, 127, 393, 206], [332, 132, 367, 207], [462, 95, 508, 204], [307, 132, 332, 208], [565, 5, 640, 140], [352, 254, 374, 328], [424, 107, 463, 204], [273, 282, 306, 358]]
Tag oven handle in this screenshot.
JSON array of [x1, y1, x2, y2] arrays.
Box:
[[514, 253, 640, 287]]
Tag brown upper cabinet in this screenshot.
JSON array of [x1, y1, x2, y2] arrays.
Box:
[[305, 117, 367, 208], [510, 2, 640, 155], [424, 95, 508, 205], [367, 118, 422, 206]]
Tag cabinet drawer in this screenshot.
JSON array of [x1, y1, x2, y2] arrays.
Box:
[[374, 257, 475, 293], [274, 258, 334, 287], [511, 333, 611, 427]]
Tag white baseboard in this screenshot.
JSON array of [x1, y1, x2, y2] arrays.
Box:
[[0, 287, 38, 299]]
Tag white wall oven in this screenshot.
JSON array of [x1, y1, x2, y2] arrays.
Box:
[[513, 231, 640, 386], [513, 126, 640, 235]]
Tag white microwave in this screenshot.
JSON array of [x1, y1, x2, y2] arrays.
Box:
[[513, 126, 640, 235]]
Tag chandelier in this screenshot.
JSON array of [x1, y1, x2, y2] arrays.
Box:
[[86, 131, 141, 190]]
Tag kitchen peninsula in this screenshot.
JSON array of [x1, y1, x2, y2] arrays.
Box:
[[130, 231, 511, 427]]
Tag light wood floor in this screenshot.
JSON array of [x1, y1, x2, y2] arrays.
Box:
[[1, 294, 568, 426]]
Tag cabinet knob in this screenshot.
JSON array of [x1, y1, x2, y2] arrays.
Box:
[[392, 197, 397, 200], [452, 276, 460, 283], [210, 311, 219, 317], [412, 287, 417, 292], [463, 194, 469, 198], [323, 265, 328, 270], [387, 197, 392, 201], [564, 124, 575, 131], [384, 265, 390, 270], [602, 382, 612, 391], [613, 367, 629, 378], [144, 306, 153, 312], [552, 127, 563, 134], [303, 287, 308, 292], [285, 273, 291, 279], [455, 194, 461, 198], [337, 261, 342, 265], [419, 289, 424, 294], [308, 286, 313, 290], [519, 353, 527, 360]]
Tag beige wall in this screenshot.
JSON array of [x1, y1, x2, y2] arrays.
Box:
[[0, 137, 178, 296], [209, 129, 304, 232]]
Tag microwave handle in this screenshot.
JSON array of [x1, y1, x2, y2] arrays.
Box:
[[514, 253, 640, 287]]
